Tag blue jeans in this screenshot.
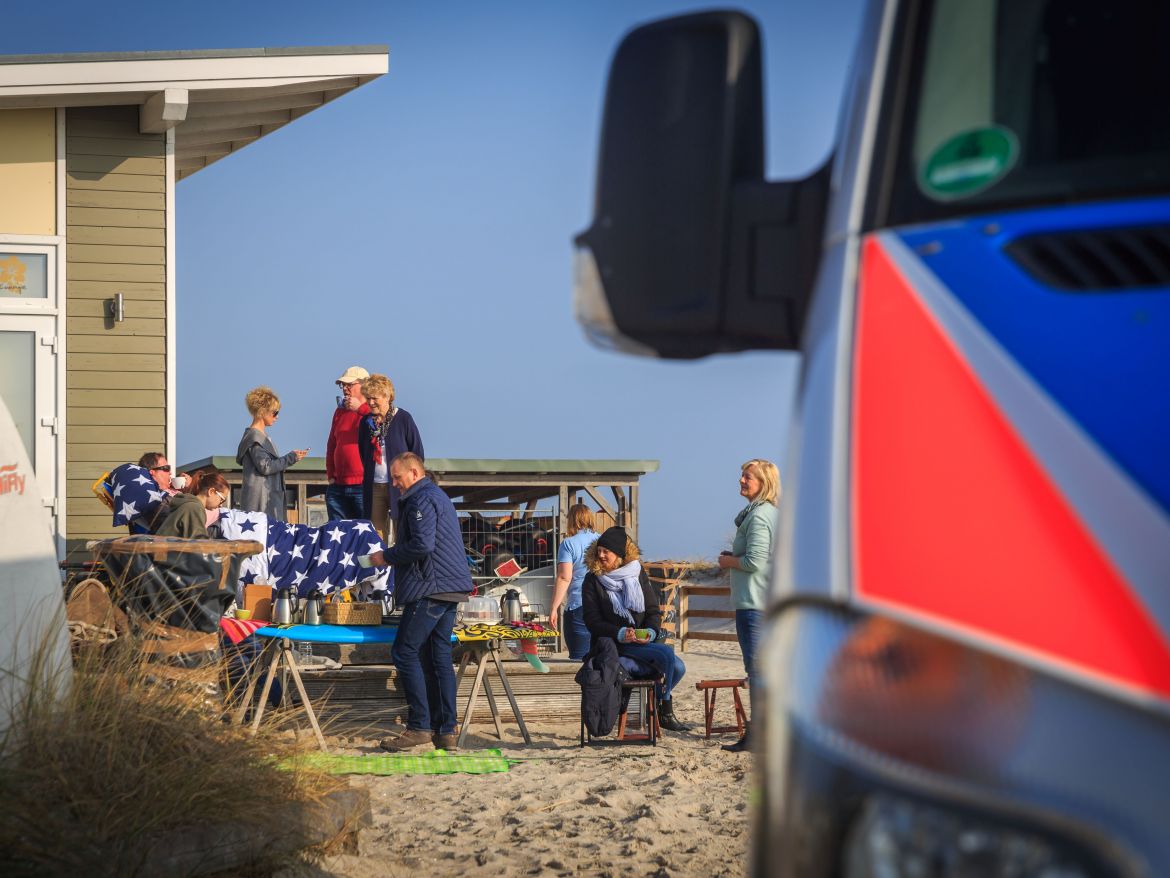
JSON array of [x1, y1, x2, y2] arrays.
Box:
[[735, 608, 763, 718], [391, 598, 458, 734], [563, 606, 591, 661], [618, 641, 686, 702], [326, 484, 365, 521]]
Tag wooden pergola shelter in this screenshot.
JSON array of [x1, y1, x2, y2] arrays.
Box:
[[177, 457, 660, 542]]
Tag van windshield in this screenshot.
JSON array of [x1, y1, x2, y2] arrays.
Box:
[[883, 0, 1170, 225]]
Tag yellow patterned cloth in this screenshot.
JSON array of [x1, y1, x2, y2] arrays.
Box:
[[453, 623, 559, 642]]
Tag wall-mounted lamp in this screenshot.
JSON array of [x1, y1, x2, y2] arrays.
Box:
[[106, 293, 125, 323]]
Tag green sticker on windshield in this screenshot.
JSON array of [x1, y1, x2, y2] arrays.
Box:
[[919, 126, 1018, 201]]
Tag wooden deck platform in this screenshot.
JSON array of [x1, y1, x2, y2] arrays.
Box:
[[298, 655, 583, 735]]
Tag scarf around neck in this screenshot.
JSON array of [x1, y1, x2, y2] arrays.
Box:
[[735, 499, 768, 528], [598, 559, 644, 624], [368, 406, 399, 466]]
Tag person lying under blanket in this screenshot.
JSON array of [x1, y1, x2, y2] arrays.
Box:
[[101, 462, 217, 533]]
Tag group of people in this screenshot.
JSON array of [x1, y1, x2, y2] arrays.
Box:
[[548, 458, 781, 751], [126, 450, 231, 539], [137, 373, 780, 755], [233, 367, 424, 541]]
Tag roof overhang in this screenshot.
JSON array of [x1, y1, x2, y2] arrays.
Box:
[[0, 46, 388, 180]]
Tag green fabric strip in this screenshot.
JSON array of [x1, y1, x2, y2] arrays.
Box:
[[288, 749, 512, 776]]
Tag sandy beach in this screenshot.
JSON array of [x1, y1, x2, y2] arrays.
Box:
[[277, 640, 752, 878]]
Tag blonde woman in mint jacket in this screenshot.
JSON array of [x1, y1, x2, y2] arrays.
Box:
[[717, 458, 780, 753]]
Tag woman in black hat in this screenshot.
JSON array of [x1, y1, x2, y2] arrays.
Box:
[[581, 526, 689, 731]]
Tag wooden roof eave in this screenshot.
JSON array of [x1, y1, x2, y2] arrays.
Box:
[[0, 47, 388, 181]]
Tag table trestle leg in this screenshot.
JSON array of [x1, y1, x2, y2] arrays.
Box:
[[490, 644, 532, 745], [284, 642, 328, 752], [249, 638, 284, 733], [457, 647, 491, 749]]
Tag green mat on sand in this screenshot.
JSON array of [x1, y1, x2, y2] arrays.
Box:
[[289, 749, 512, 776]]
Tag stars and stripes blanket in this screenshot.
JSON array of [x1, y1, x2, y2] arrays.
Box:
[[218, 509, 391, 600], [107, 463, 167, 528]]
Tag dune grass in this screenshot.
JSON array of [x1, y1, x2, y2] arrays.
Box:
[[0, 631, 343, 877]]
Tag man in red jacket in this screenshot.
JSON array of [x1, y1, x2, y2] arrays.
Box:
[[325, 366, 370, 521]]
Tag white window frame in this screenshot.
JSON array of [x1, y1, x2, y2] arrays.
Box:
[[0, 239, 60, 314]]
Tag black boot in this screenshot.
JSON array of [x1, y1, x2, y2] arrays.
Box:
[[722, 724, 751, 753], [657, 699, 690, 732]]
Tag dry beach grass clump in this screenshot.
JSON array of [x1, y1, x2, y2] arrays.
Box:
[[0, 632, 343, 877]]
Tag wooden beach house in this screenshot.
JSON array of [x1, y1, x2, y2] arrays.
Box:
[[0, 47, 388, 556]]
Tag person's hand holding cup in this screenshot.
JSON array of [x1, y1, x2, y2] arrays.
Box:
[[361, 550, 386, 568]]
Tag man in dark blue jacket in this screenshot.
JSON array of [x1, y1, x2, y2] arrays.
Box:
[[369, 452, 472, 751]]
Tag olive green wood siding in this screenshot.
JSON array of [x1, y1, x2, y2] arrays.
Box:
[[66, 106, 168, 539]]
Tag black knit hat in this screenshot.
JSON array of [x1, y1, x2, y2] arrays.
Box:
[[596, 526, 627, 557]]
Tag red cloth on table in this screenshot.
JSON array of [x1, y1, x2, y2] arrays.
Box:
[[219, 617, 268, 645]]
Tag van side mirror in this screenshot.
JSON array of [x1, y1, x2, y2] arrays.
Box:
[[574, 11, 828, 358]]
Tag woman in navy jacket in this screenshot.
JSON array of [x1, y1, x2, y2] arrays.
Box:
[[358, 373, 424, 540]]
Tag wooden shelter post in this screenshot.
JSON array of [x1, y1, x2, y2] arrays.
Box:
[[630, 485, 639, 542]]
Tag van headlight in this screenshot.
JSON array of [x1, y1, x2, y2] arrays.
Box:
[[846, 795, 1093, 878]]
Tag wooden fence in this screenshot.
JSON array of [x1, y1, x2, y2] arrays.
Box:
[[645, 562, 735, 652], [678, 584, 736, 651]]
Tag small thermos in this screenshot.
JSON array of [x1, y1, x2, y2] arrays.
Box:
[[303, 588, 324, 626], [501, 588, 523, 624], [273, 586, 294, 625]]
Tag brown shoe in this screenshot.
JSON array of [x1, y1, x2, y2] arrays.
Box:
[[379, 728, 434, 752], [432, 732, 459, 751]]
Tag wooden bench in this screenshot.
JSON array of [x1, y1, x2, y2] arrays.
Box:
[[696, 678, 747, 739], [297, 657, 582, 735]]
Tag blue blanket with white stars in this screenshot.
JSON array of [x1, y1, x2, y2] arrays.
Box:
[[218, 509, 390, 598]]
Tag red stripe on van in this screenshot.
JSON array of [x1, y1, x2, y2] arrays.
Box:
[[852, 237, 1170, 697]]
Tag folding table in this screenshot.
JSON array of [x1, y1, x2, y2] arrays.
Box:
[[452, 624, 557, 749], [237, 624, 404, 752]]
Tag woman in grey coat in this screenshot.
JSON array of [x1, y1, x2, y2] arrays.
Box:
[[235, 386, 308, 521]]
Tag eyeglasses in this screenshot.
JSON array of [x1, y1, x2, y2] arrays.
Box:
[[151, 465, 172, 473], [211, 488, 227, 504], [272, 410, 280, 417]]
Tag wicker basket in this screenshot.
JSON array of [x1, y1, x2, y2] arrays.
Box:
[[322, 601, 382, 626]]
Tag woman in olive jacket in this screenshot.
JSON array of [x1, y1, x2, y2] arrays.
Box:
[[581, 526, 689, 731], [154, 471, 231, 539]]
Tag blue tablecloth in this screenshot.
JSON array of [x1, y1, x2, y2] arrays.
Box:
[[255, 624, 399, 644], [255, 624, 457, 645]]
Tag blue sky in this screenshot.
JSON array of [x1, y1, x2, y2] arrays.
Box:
[[7, 0, 865, 558]]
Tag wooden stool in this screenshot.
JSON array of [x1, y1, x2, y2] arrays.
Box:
[[616, 679, 660, 744], [580, 678, 659, 747], [696, 678, 747, 739]]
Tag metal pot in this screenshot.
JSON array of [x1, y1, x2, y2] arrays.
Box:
[[500, 588, 523, 624], [272, 586, 297, 625], [303, 588, 324, 625]]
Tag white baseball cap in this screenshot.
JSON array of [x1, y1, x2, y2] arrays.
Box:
[[335, 366, 370, 384]]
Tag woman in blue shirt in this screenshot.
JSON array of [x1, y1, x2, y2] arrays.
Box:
[[549, 504, 600, 660]]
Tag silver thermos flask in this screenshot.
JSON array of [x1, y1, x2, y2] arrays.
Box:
[[501, 588, 523, 624], [303, 589, 323, 625], [273, 586, 293, 625]]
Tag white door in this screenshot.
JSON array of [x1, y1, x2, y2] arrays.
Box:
[[0, 314, 58, 536]]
